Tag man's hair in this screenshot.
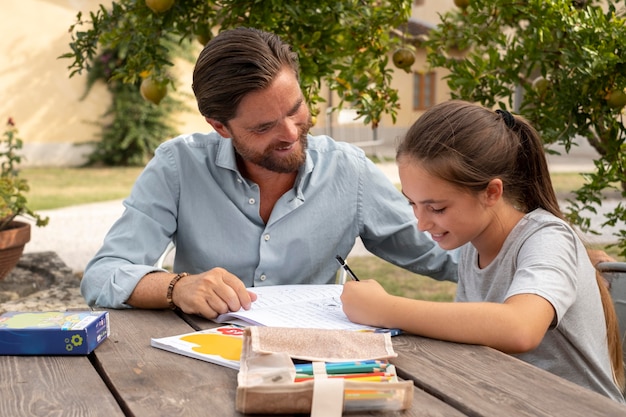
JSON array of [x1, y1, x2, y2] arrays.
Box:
[[192, 27, 300, 124]]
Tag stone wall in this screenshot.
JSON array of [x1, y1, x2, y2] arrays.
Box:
[[0, 252, 88, 314]]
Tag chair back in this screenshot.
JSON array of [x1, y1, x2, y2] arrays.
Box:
[[597, 262, 626, 356], [156, 241, 176, 269]]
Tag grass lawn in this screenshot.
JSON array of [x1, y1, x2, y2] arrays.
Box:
[[23, 167, 143, 211], [347, 256, 458, 301]]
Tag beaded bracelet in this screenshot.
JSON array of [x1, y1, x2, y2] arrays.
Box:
[[166, 272, 189, 310]]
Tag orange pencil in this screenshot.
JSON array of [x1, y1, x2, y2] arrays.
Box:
[[348, 375, 394, 382], [295, 373, 394, 383]]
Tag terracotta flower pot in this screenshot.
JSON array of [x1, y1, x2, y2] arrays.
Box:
[[0, 221, 31, 281]]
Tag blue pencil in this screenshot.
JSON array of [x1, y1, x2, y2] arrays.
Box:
[[294, 360, 384, 371], [294, 360, 389, 375]]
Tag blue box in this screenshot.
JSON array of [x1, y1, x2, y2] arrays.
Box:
[[0, 310, 110, 355]]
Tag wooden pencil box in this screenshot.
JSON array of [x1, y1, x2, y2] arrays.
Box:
[[235, 327, 413, 415]]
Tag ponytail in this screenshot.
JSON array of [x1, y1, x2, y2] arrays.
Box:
[[595, 270, 625, 392], [503, 112, 625, 391]]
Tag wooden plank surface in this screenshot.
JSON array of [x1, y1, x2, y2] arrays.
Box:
[[93, 309, 468, 417], [0, 354, 123, 417], [92, 309, 240, 417], [5, 309, 625, 417], [390, 334, 626, 417]]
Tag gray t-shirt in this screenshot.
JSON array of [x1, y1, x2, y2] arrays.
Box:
[[457, 208, 624, 403]]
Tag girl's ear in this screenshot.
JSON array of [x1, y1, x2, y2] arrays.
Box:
[[206, 117, 231, 138], [484, 178, 503, 207]]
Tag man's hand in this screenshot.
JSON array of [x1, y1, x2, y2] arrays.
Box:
[[172, 268, 258, 318], [127, 268, 257, 317]]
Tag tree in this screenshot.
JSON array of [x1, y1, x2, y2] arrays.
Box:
[[423, 0, 626, 256], [62, 0, 412, 132], [80, 45, 185, 166]]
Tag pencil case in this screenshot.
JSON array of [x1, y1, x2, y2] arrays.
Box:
[[235, 326, 413, 415]]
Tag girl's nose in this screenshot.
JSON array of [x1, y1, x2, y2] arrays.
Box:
[[417, 218, 431, 233], [414, 208, 432, 232]]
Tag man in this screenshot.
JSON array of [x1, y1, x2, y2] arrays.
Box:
[[81, 27, 458, 317]]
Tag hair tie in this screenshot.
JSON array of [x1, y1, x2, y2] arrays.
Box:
[[495, 109, 515, 128]]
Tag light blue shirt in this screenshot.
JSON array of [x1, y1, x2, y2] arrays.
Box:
[[81, 132, 458, 308]]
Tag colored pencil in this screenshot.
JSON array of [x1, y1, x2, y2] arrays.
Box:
[[346, 376, 394, 382], [294, 360, 388, 375], [294, 371, 391, 382]]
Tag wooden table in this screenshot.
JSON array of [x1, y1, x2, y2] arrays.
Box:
[[2, 309, 625, 416]]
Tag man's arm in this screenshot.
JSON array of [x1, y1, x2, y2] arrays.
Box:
[[126, 269, 257, 318]]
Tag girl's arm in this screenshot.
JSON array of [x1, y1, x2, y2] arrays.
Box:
[[341, 280, 555, 354]]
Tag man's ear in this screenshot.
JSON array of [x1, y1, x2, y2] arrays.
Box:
[[206, 117, 231, 138], [484, 178, 503, 207]]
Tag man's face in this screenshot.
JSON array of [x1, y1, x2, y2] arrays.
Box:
[[222, 68, 311, 174]]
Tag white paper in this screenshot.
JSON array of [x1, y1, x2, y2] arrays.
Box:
[[213, 284, 380, 331]]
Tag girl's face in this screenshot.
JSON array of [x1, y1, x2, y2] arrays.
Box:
[[398, 161, 493, 251]]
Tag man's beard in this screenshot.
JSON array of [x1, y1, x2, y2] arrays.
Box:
[[232, 125, 309, 173]]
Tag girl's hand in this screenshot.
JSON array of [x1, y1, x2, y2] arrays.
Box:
[[340, 279, 390, 328]]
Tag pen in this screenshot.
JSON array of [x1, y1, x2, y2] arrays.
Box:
[[335, 255, 360, 281]]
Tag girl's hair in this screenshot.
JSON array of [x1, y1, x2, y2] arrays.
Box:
[[192, 27, 300, 124], [397, 99, 624, 392], [397, 100, 559, 216]]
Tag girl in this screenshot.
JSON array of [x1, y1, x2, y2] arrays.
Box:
[[341, 100, 625, 402]]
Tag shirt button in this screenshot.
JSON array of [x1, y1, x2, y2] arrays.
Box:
[[237, 178, 243, 184], [248, 198, 256, 205], [260, 274, 267, 281], [264, 234, 270, 241]]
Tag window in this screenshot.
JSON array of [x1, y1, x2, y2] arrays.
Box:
[[413, 72, 436, 110]]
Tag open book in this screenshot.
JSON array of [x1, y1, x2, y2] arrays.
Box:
[[213, 284, 384, 331], [151, 285, 399, 369]]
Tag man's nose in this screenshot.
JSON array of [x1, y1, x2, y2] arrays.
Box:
[[278, 118, 299, 142]]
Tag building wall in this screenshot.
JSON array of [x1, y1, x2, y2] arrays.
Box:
[[0, 0, 456, 166], [0, 0, 208, 166]]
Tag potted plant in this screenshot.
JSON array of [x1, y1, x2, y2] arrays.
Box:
[[0, 117, 49, 280]]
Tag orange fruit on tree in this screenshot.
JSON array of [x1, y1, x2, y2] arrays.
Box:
[[140, 77, 167, 105], [454, 0, 470, 8], [145, 0, 175, 13], [532, 76, 550, 98], [195, 24, 213, 46], [392, 48, 415, 70], [606, 89, 626, 110]]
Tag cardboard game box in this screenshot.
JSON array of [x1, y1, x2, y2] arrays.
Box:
[[0, 310, 110, 355]]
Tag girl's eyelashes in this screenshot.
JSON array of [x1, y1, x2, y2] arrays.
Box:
[[405, 198, 445, 213]]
